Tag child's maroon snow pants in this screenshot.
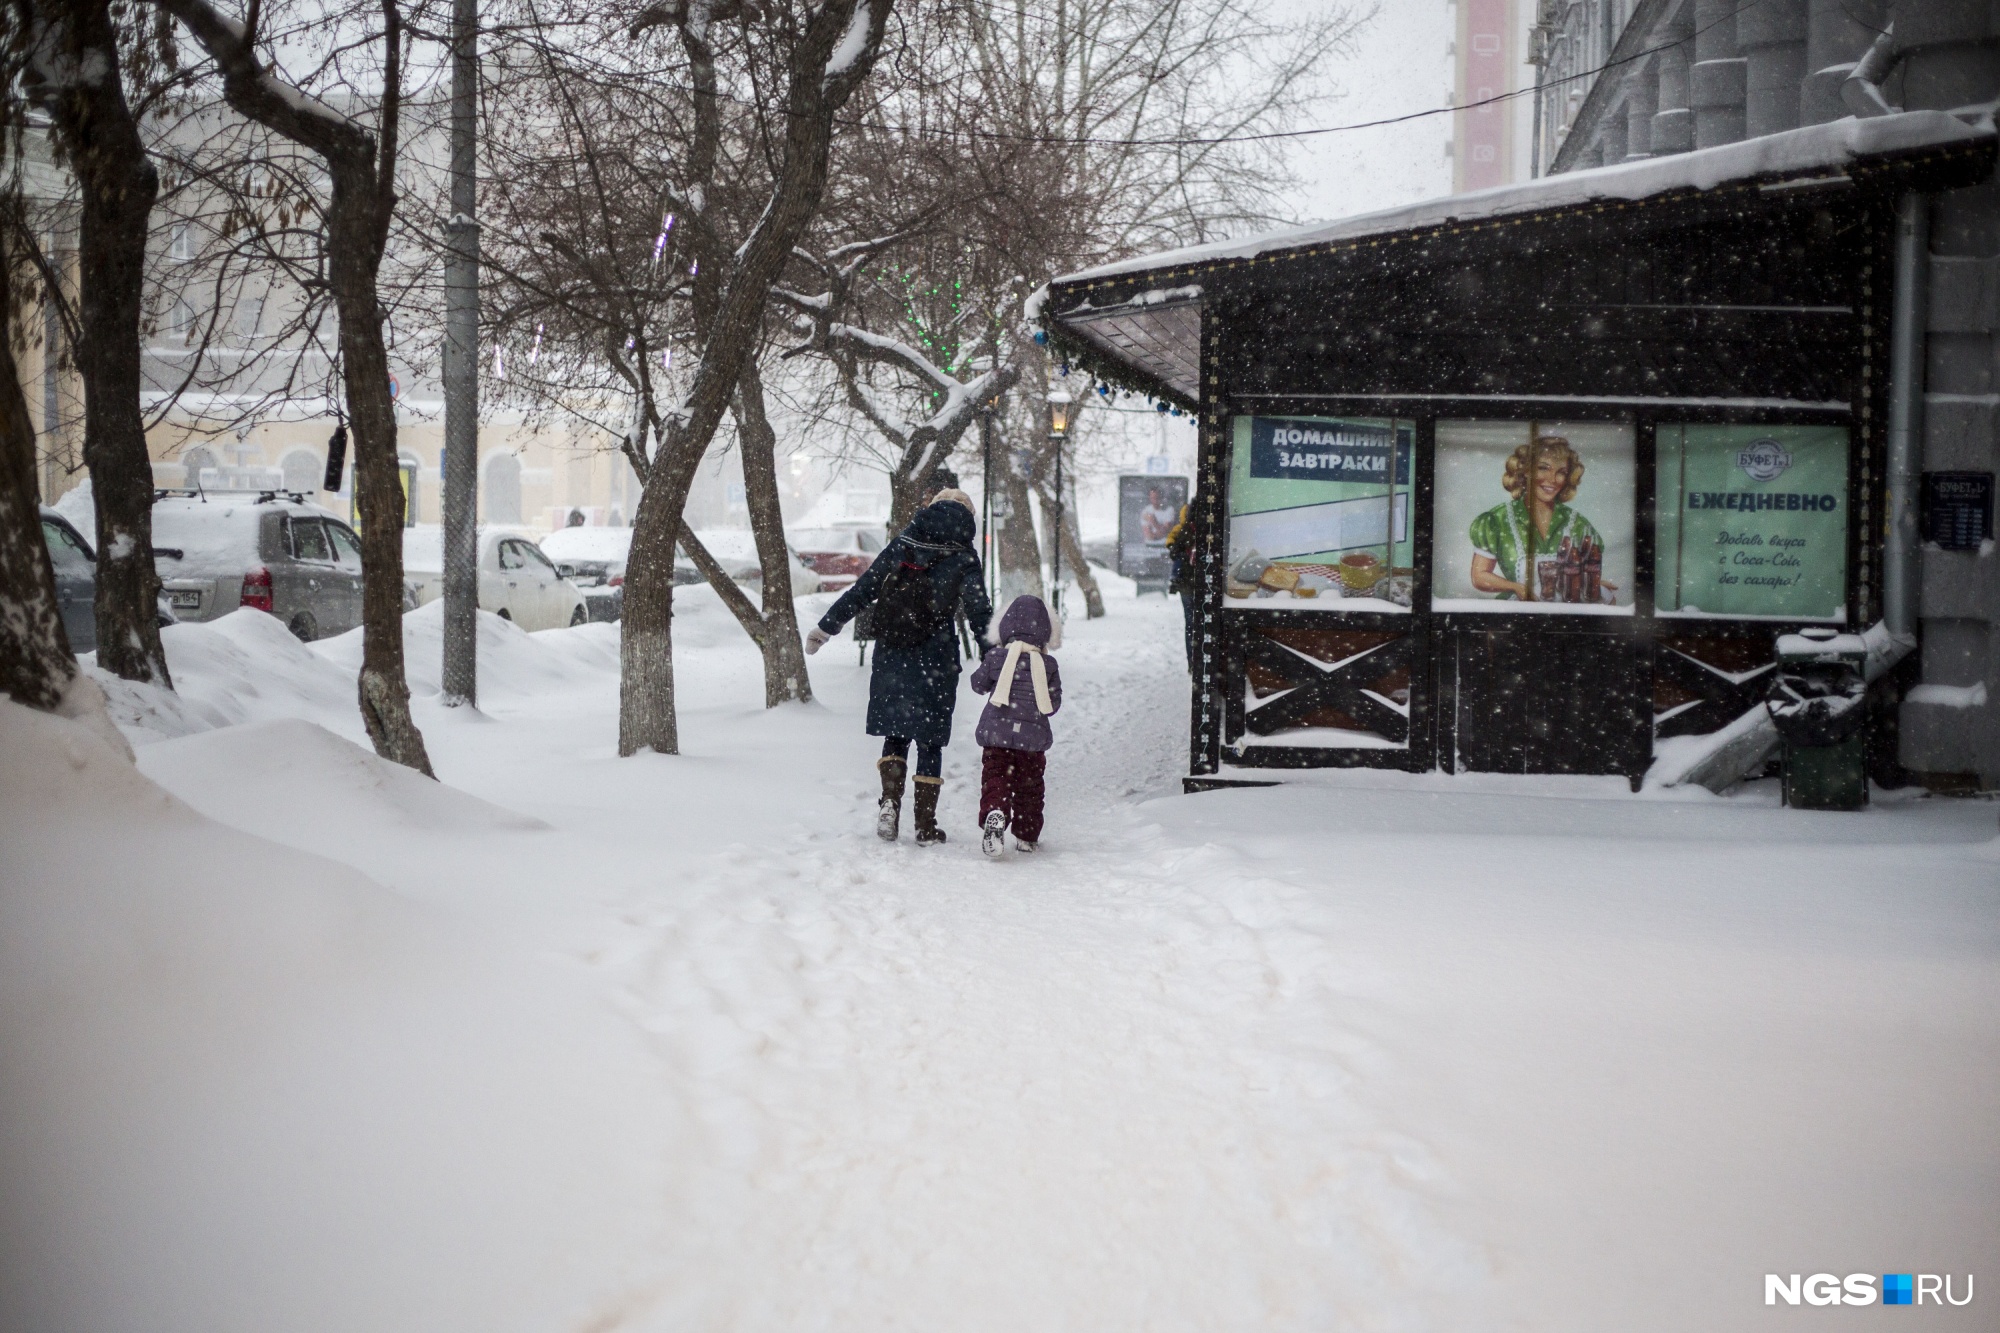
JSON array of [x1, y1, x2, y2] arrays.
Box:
[[979, 746, 1046, 842]]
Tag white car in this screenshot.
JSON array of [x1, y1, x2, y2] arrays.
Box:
[[404, 527, 588, 630]]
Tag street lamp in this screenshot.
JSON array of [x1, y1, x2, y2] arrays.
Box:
[[1046, 389, 1072, 615]]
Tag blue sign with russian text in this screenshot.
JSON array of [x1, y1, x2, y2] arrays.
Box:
[[1248, 417, 1410, 485]]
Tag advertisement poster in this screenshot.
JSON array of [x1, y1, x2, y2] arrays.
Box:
[[1656, 424, 1848, 620], [1116, 475, 1189, 583], [1225, 415, 1414, 609], [1433, 420, 1635, 614]]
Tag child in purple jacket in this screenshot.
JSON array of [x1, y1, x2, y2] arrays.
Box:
[[969, 595, 1063, 857]]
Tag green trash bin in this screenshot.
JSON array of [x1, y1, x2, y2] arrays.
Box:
[[1769, 628, 1869, 811]]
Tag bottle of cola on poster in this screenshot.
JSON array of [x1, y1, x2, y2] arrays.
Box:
[[1584, 536, 1603, 604]]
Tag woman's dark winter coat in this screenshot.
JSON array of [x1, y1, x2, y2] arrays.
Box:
[[819, 501, 993, 748], [970, 596, 1062, 752]]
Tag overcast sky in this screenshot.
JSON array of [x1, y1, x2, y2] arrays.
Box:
[[1278, 2, 1456, 226]]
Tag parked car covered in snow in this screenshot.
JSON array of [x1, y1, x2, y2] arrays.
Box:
[[687, 528, 823, 594], [146, 491, 365, 642], [38, 506, 178, 652], [537, 525, 691, 622], [404, 526, 589, 630], [787, 524, 885, 590]]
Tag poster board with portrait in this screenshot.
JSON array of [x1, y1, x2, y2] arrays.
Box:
[[1225, 415, 1415, 610], [1433, 420, 1636, 615], [1655, 423, 1848, 621], [1116, 474, 1189, 582]]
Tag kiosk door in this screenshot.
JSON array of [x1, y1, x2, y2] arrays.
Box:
[[1448, 622, 1649, 777]]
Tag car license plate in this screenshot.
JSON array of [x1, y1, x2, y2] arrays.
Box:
[[169, 590, 202, 609]]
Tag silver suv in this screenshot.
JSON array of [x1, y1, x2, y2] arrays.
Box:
[[150, 490, 366, 642]]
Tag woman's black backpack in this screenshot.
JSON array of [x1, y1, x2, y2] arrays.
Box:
[[872, 549, 959, 648]]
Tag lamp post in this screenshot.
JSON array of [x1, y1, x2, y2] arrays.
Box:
[[440, 0, 479, 706], [1046, 389, 1071, 616]]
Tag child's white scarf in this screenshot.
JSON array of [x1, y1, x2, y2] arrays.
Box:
[[994, 641, 1054, 714]]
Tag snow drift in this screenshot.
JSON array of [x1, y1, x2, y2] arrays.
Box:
[[0, 700, 668, 1333]]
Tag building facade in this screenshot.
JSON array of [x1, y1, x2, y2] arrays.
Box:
[[30, 102, 855, 543]]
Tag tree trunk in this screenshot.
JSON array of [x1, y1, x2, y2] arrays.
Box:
[[994, 462, 1043, 608], [0, 241, 79, 710], [328, 160, 433, 776], [619, 463, 691, 755], [1040, 482, 1104, 618], [886, 466, 926, 539], [24, 0, 171, 687], [736, 361, 811, 706]]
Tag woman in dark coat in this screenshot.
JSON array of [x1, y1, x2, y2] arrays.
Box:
[[806, 493, 993, 845]]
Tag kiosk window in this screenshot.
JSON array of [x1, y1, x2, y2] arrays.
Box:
[[1433, 420, 1636, 615], [1654, 424, 1848, 621], [1224, 415, 1413, 609]]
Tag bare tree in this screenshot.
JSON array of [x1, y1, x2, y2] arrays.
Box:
[[14, 0, 174, 686], [159, 0, 434, 775], [473, 1, 816, 706], [616, 0, 888, 754], [637, 0, 817, 707], [778, 236, 1019, 535], [771, 0, 1360, 615], [472, 0, 889, 753]]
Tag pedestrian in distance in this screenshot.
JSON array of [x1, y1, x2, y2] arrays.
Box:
[[969, 594, 1062, 857], [807, 491, 993, 846]]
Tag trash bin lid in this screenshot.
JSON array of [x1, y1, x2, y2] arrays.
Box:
[[1775, 627, 1868, 664]]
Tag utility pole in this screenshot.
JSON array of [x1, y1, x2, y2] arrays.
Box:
[[441, 0, 479, 705], [980, 404, 995, 607]]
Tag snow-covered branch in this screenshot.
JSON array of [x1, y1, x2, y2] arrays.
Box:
[[157, 0, 366, 161]]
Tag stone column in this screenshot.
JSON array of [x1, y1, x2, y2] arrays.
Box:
[[1651, 2, 1696, 155], [1892, 0, 2000, 785], [1625, 57, 1659, 160], [1738, 0, 1807, 139], [1801, 0, 1888, 126], [1898, 0, 2000, 109], [1597, 98, 1628, 166], [1691, 0, 1746, 148]]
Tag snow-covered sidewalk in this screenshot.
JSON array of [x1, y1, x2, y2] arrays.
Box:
[[4, 584, 1997, 1331]]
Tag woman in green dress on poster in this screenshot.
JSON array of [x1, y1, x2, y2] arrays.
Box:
[[1467, 433, 1619, 603]]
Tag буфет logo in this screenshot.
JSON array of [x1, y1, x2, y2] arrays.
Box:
[[1737, 438, 1794, 482], [1765, 1273, 1974, 1306]]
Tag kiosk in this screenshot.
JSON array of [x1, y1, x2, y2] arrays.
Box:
[[1037, 114, 1997, 790]]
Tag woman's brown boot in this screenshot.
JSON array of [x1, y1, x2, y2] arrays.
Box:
[[912, 776, 947, 845], [876, 756, 907, 841]]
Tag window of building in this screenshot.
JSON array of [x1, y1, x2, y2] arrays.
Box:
[[484, 452, 523, 525], [1654, 424, 1849, 622], [281, 449, 322, 496], [1434, 420, 1635, 614], [1224, 414, 1414, 609]]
